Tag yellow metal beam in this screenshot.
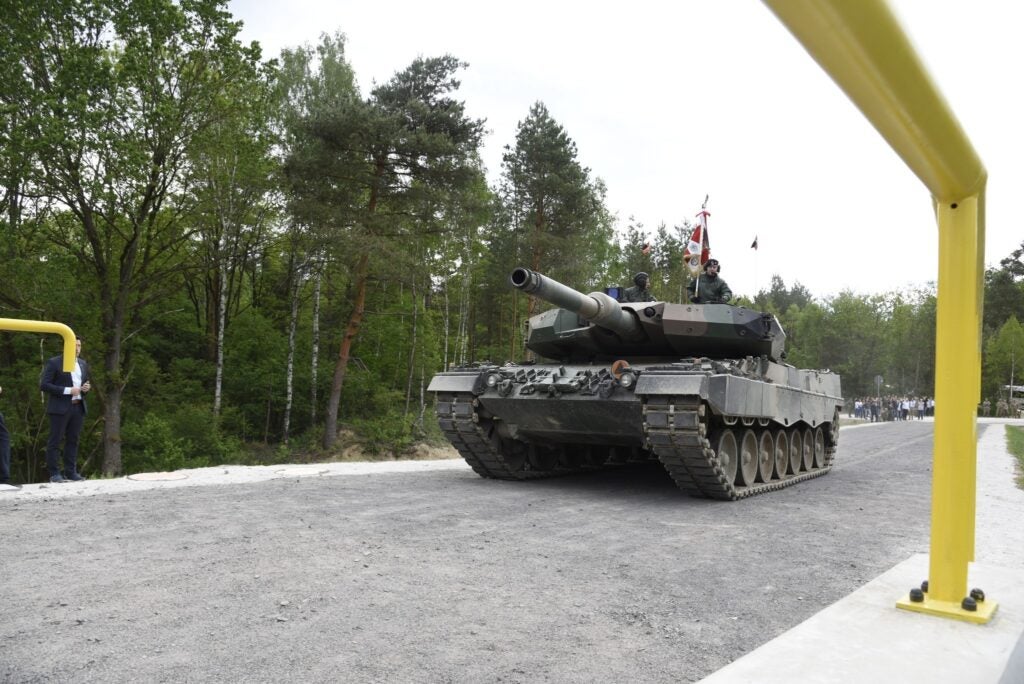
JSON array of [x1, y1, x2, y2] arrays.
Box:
[[762, 0, 992, 622], [761, 0, 985, 201], [0, 318, 77, 372]]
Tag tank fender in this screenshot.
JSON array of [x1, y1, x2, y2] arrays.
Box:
[[707, 374, 839, 425], [707, 375, 776, 418], [633, 374, 707, 396], [427, 372, 479, 393]]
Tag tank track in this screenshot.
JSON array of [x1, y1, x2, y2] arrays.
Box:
[[642, 395, 837, 500], [434, 392, 565, 479]]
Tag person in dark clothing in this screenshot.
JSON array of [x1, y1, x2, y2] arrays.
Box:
[[622, 272, 656, 303], [686, 259, 733, 304], [40, 337, 91, 483]]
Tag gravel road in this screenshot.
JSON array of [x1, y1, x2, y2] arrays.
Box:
[[0, 421, 998, 682]]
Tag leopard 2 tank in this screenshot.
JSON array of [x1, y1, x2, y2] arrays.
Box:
[[428, 267, 842, 500]]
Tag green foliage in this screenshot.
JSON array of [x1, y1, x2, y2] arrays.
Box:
[[1003, 426, 1024, 489], [167, 404, 242, 463], [495, 101, 614, 289], [983, 316, 1024, 402], [121, 414, 192, 474], [121, 405, 243, 474], [339, 372, 414, 454]]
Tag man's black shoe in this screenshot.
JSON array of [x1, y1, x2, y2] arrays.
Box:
[[64, 472, 86, 482], [49, 475, 68, 483]]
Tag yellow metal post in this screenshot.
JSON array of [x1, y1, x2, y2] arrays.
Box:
[[0, 318, 77, 372], [894, 195, 994, 622], [762, 0, 994, 622]]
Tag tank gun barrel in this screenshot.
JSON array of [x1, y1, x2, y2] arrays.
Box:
[[509, 267, 645, 341]]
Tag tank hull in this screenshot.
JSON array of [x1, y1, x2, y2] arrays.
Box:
[[429, 357, 842, 500]]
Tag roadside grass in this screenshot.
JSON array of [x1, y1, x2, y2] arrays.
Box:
[[1003, 425, 1024, 489]]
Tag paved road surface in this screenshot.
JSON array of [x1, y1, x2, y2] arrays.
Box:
[[0, 421, 988, 682]]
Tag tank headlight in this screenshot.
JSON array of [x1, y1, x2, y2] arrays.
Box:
[[486, 373, 500, 387], [618, 371, 636, 388]]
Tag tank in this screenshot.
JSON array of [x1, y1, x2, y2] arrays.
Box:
[[427, 267, 843, 500]]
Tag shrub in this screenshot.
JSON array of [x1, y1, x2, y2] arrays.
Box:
[[121, 414, 189, 474]]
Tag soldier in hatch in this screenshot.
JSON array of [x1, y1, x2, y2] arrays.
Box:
[[621, 272, 656, 303], [687, 258, 732, 304]]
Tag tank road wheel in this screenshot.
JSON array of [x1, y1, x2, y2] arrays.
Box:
[[564, 444, 606, 470], [739, 429, 759, 487], [801, 427, 814, 471], [788, 428, 803, 475], [773, 429, 789, 479], [496, 437, 528, 474], [527, 443, 559, 472], [812, 427, 826, 468], [757, 430, 774, 483], [715, 430, 739, 486]]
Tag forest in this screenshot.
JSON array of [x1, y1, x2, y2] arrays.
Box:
[[2, 0, 1023, 483]]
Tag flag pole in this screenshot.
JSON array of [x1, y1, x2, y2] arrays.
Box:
[[751, 234, 759, 297], [683, 196, 711, 302]]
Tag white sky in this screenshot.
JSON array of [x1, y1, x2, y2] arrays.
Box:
[[228, 0, 1022, 299]]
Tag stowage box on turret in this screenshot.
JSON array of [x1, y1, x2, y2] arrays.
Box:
[[427, 267, 843, 500]]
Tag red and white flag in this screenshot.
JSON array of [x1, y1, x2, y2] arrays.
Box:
[[683, 208, 711, 277]]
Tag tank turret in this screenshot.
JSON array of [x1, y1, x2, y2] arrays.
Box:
[[510, 267, 786, 363]]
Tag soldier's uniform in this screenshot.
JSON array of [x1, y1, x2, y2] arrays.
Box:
[[687, 260, 733, 304], [622, 285, 655, 303], [622, 272, 655, 303]]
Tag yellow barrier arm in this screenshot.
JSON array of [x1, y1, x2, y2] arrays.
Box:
[[0, 318, 78, 372], [763, 0, 992, 623]]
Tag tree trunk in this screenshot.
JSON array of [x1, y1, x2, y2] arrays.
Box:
[[213, 230, 228, 415], [322, 163, 383, 449], [100, 305, 126, 476], [283, 278, 300, 444], [442, 272, 451, 370], [264, 378, 273, 444], [457, 228, 472, 367], [414, 366, 426, 437], [323, 250, 371, 449], [404, 279, 418, 417], [311, 269, 321, 425]]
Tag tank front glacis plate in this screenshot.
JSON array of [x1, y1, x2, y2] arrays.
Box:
[[437, 363, 646, 445]]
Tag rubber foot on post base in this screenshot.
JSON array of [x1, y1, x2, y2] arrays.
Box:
[[896, 594, 999, 624]]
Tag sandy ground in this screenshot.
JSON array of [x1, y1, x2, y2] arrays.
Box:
[[1, 418, 1021, 683]]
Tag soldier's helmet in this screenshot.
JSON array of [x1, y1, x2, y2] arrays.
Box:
[[704, 258, 721, 272], [633, 272, 649, 287]]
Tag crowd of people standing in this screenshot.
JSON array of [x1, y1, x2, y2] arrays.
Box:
[[850, 396, 933, 422]]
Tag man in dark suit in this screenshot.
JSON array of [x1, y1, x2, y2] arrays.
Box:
[[40, 337, 91, 483]]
